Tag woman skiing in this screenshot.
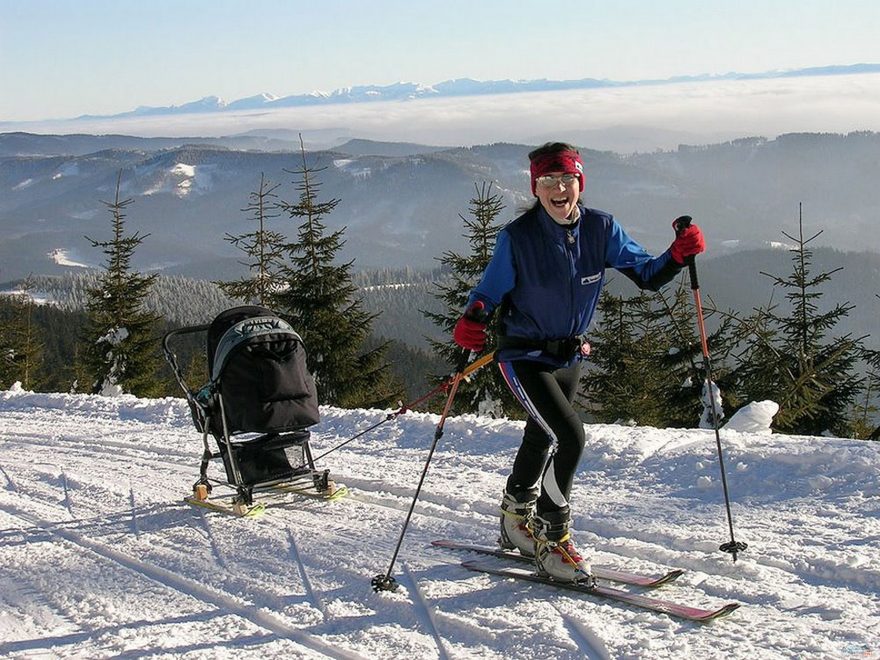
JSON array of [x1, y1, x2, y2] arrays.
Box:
[[452, 142, 705, 582]]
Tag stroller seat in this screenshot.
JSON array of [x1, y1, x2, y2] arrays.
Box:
[[164, 306, 333, 512]]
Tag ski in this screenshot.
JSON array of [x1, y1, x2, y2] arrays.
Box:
[[184, 481, 348, 516], [461, 560, 741, 622], [184, 496, 267, 518], [432, 540, 684, 588], [267, 481, 350, 501]]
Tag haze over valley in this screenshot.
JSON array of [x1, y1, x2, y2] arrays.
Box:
[[3, 68, 878, 351]]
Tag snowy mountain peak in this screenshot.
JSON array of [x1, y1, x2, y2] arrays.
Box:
[[60, 63, 880, 122], [224, 93, 279, 110]]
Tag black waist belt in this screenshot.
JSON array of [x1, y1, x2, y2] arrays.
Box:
[[496, 335, 584, 361]]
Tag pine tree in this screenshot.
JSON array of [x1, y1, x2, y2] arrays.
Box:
[[849, 347, 880, 439], [68, 344, 93, 395], [655, 284, 738, 427], [80, 173, 162, 397], [582, 290, 699, 428], [424, 182, 516, 417], [869, 295, 880, 440], [272, 137, 400, 408], [581, 289, 662, 424], [732, 204, 866, 435], [0, 282, 44, 390], [0, 316, 11, 388], [216, 173, 287, 305], [582, 281, 736, 428], [182, 345, 209, 390]]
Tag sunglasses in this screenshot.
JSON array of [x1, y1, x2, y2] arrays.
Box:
[[536, 173, 579, 188]]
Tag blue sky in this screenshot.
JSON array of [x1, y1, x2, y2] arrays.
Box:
[[2, 0, 879, 121]]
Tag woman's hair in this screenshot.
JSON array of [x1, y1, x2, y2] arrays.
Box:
[[527, 142, 580, 162]]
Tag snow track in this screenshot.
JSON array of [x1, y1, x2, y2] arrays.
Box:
[[1, 392, 879, 658], [400, 563, 451, 660], [553, 603, 613, 660], [287, 530, 327, 618], [0, 494, 365, 659]]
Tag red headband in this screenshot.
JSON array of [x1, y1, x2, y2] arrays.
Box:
[[529, 150, 585, 195]]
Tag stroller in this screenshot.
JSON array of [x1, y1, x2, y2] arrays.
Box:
[[163, 305, 337, 515]]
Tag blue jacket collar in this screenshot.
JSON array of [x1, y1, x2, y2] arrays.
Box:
[[536, 203, 582, 241]]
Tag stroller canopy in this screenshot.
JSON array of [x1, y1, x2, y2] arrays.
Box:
[[207, 306, 303, 382], [205, 306, 320, 435]]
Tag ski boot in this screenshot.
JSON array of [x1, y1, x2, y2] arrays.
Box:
[[499, 487, 537, 557], [533, 508, 594, 584]]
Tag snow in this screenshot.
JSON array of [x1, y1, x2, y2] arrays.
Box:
[[48, 247, 92, 268], [52, 162, 80, 179], [171, 163, 196, 178], [358, 283, 422, 293], [699, 379, 725, 429], [0, 289, 52, 305], [143, 163, 215, 197], [94, 327, 130, 397], [725, 401, 780, 433], [333, 159, 372, 180], [0, 386, 878, 658]]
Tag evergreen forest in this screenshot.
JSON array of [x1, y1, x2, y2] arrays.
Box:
[[1, 154, 878, 439]]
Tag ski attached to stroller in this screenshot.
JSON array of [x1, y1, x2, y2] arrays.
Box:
[[163, 306, 343, 516]]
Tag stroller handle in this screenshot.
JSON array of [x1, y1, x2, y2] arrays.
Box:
[[162, 324, 211, 399]]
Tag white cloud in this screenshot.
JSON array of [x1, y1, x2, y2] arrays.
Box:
[[5, 73, 880, 154]]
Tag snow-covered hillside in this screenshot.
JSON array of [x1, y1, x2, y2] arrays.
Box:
[[0, 386, 878, 659]]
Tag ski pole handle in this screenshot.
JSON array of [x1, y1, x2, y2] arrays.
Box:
[[687, 257, 699, 290], [673, 215, 700, 289]]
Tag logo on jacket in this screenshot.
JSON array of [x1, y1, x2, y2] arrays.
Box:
[[581, 273, 601, 285]]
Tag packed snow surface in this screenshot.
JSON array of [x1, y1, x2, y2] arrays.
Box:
[[0, 387, 878, 659]]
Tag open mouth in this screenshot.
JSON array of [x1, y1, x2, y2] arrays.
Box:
[[550, 196, 570, 209]]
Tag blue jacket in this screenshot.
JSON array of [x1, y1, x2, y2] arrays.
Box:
[[468, 204, 682, 367]]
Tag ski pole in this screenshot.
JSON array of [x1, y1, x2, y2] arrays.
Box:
[[674, 215, 748, 563], [292, 351, 496, 471], [372, 349, 486, 592]]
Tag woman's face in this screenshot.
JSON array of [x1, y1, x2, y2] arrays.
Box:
[[535, 171, 581, 222]]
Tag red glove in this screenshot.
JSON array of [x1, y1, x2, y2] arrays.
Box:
[[453, 301, 488, 352], [669, 218, 705, 264]]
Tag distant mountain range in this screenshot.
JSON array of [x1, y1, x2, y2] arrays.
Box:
[[65, 63, 880, 121], [0, 132, 448, 159], [2, 131, 879, 285]]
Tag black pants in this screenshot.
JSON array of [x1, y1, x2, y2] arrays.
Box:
[[498, 360, 585, 514]]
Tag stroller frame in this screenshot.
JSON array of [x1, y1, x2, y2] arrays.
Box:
[[163, 320, 332, 511]]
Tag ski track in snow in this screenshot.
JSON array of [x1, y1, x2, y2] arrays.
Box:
[[287, 530, 327, 619], [0, 390, 879, 658], [553, 603, 612, 660], [0, 501, 362, 659], [400, 562, 451, 660]]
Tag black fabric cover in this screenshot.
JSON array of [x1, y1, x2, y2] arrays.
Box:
[[207, 306, 320, 435]]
